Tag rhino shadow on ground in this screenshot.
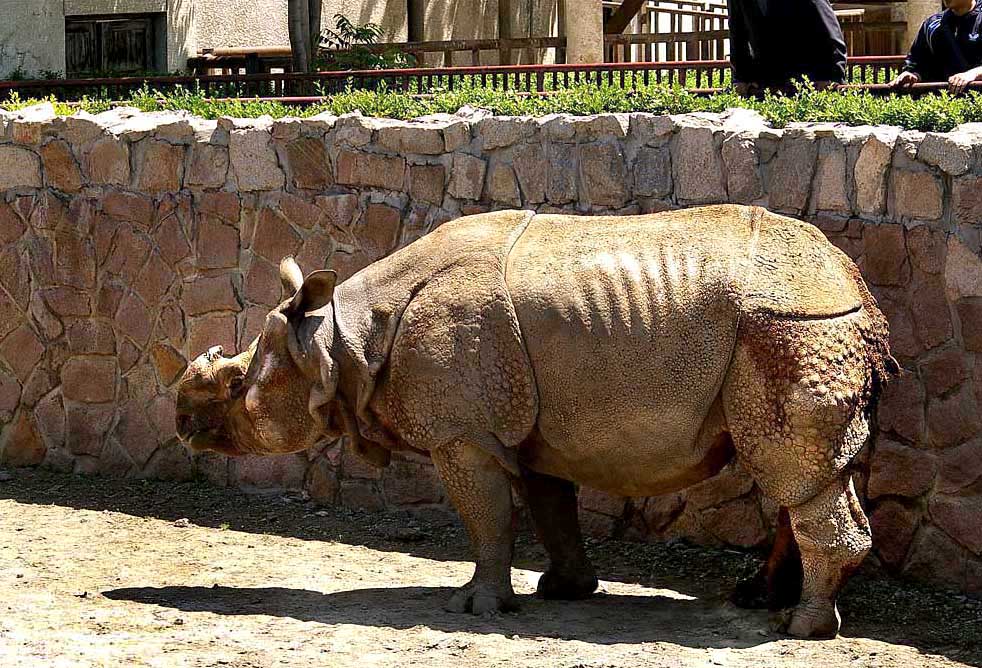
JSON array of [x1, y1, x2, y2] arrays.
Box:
[[102, 584, 774, 650], [4, 470, 981, 664]]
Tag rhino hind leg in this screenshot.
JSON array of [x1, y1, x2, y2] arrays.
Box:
[[521, 468, 599, 600], [784, 477, 870, 638], [731, 506, 803, 611], [431, 438, 518, 615]]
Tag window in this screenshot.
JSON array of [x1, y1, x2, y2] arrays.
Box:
[[65, 14, 166, 77]]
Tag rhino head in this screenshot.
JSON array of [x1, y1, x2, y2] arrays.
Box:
[[176, 258, 343, 458]]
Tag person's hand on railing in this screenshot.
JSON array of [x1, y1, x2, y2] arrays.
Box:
[[948, 66, 982, 96], [734, 81, 759, 97], [889, 70, 920, 89]]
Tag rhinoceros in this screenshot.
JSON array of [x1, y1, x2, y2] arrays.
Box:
[[176, 204, 896, 638]]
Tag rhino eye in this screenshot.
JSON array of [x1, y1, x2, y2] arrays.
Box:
[[228, 376, 245, 397]]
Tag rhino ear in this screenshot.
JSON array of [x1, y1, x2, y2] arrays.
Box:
[[286, 270, 338, 317], [279, 257, 304, 296]]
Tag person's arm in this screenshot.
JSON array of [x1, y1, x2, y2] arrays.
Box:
[[727, 0, 759, 91], [894, 20, 932, 85], [810, 0, 848, 84], [949, 65, 982, 94]]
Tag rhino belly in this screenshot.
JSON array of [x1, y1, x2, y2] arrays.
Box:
[[507, 218, 741, 497]]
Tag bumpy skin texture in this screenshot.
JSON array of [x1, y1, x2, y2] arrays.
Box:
[[175, 205, 894, 639]]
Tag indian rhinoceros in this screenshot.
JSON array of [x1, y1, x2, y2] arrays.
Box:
[[176, 204, 896, 638]]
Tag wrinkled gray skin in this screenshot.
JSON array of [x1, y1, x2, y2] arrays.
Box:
[[177, 205, 895, 639]]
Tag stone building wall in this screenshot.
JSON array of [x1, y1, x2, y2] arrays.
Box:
[[0, 104, 980, 595]]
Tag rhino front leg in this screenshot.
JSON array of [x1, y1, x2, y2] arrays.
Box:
[[522, 469, 598, 600], [431, 438, 517, 615], [785, 477, 871, 638]]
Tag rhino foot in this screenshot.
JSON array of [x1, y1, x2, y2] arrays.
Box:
[[445, 583, 518, 616], [772, 601, 840, 639], [536, 568, 598, 600]]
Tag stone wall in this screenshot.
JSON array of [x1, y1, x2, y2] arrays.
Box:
[[0, 104, 981, 596]]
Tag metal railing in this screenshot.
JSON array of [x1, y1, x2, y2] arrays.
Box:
[[0, 56, 909, 103]]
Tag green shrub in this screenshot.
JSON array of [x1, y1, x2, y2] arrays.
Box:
[[4, 80, 982, 132]]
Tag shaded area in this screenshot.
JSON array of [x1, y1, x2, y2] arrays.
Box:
[[2, 468, 981, 664], [102, 584, 768, 649]]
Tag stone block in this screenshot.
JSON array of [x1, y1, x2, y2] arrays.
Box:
[[448, 153, 487, 200], [633, 146, 672, 199], [66, 319, 115, 356], [868, 438, 936, 498], [0, 324, 44, 383], [285, 136, 332, 190], [945, 236, 982, 301], [862, 224, 909, 286], [937, 440, 982, 494], [910, 272, 953, 350], [484, 162, 521, 206], [40, 139, 82, 193], [114, 403, 158, 467], [630, 113, 675, 146], [142, 442, 193, 481], [927, 383, 981, 448], [546, 143, 577, 204], [361, 204, 402, 257], [512, 143, 546, 205], [870, 500, 919, 569], [579, 142, 629, 208], [295, 232, 335, 277], [183, 275, 240, 316], [229, 126, 285, 191], [0, 371, 19, 423], [252, 208, 302, 263], [957, 298, 982, 351], [0, 200, 26, 244], [61, 357, 116, 403], [150, 343, 187, 386], [930, 495, 982, 555], [274, 193, 321, 230], [378, 123, 446, 155], [317, 193, 360, 229], [186, 143, 229, 189], [239, 305, 269, 349], [115, 292, 153, 348], [877, 371, 925, 443], [891, 170, 943, 221], [195, 191, 241, 223], [907, 224, 946, 276], [83, 138, 130, 186], [134, 140, 185, 193], [54, 234, 96, 289], [188, 314, 237, 358], [721, 134, 762, 204], [233, 453, 307, 490], [243, 256, 281, 306], [335, 150, 406, 191], [1, 412, 46, 467], [919, 346, 968, 397], [854, 134, 894, 216], [672, 123, 725, 204], [382, 459, 444, 505], [811, 138, 849, 213], [157, 302, 185, 347], [768, 135, 818, 213], [0, 146, 42, 189], [701, 497, 766, 548], [34, 390, 65, 450], [410, 164, 446, 205], [103, 191, 154, 226], [65, 402, 114, 456], [195, 221, 240, 270], [477, 117, 534, 150], [305, 458, 340, 503], [132, 252, 176, 307], [148, 394, 177, 443], [918, 132, 972, 175], [154, 217, 192, 268]]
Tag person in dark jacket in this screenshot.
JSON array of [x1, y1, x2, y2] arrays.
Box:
[[892, 0, 982, 95], [727, 0, 848, 96]]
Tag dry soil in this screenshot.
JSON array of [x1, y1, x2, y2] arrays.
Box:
[[0, 469, 979, 667]]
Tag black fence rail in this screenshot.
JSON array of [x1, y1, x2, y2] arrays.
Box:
[[0, 56, 909, 103]]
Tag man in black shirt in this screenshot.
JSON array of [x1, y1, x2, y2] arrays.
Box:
[[892, 0, 982, 95], [727, 0, 848, 96]]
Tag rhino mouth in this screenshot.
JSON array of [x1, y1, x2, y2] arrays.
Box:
[[181, 427, 248, 457]]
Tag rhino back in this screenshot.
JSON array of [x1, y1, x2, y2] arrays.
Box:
[[506, 207, 751, 484]]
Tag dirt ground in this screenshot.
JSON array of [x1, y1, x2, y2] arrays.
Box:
[[0, 469, 979, 668]]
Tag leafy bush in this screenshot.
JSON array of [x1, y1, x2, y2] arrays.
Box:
[[317, 15, 415, 71], [5, 80, 982, 132]]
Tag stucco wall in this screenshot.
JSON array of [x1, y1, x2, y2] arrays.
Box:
[[0, 105, 981, 597], [0, 0, 66, 77]]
